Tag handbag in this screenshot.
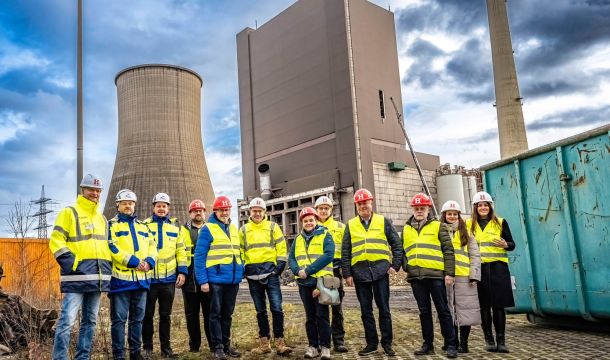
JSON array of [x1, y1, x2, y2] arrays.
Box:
[[316, 276, 341, 306]]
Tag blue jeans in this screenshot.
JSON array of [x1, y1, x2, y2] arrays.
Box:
[[209, 283, 239, 350], [411, 278, 456, 348], [52, 292, 102, 360], [247, 274, 285, 338], [110, 290, 147, 359]]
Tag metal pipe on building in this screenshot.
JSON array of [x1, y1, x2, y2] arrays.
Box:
[[76, 0, 83, 193], [258, 163, 272, 200]]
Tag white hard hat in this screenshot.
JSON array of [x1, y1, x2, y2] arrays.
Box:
[[314, 195, 333, 208], [152, 192, 171, 204], [80, 174, 103, 189], [441, 200, 461, 213], [116, 189, 137, 203], [249, 197, 266, 210], [472, 191, 494, 205]]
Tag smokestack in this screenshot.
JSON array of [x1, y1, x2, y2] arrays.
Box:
[[258, 163, 272, 200], [486, 0, 529, 159], [104, 64, 216, 222]]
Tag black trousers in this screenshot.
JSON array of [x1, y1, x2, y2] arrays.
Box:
[[354, 274, 393, 347], [410, 278, 455, 347], [209, 283, 239, 350], [331, 268, 345, 346], [298, 284, 331, 348], [142, 283, 175, 352], [182, 288, 212, 351]]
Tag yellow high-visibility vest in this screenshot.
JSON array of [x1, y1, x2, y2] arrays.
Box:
[[319, 217, 345, 260], [239, 218, 286, 265], [403, 221, 444, 271], [451, 230, 470, 276], [49, 195, 112, 292], [294, 232, 333, 278], [108, 217, 158, 283], [143, 217, 188, 280], [466, 218, 508, 264], [347, 214, 390, 266], [206, 223, 242, 268]]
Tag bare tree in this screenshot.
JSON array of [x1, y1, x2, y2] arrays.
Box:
[[4, 200, 35, 240]]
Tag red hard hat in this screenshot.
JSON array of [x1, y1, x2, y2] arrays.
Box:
[[410, 193, 432, 207], [354, 189, 374, 203], [189, 199, 206, 212], [299, 207, 319, 221], [212, 196, 232, 210]]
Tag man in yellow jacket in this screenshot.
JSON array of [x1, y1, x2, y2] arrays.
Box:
[[239, 197, 291, 355], [142, 193, 188, 358], [108, 189, 157, 360], [314, 195, 348, 353], [49, 174, 111, 360]]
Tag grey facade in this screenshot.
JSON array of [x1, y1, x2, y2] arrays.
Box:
[[238, 0, 439, 206], [104, 64, 215, 223]]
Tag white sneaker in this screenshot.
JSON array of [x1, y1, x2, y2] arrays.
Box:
[[304, 346, 319, 359], [320, 347, 331, 360]]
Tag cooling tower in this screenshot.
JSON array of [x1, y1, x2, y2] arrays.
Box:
[[104, 64, 215, 223], [487, 0, 529, 159]]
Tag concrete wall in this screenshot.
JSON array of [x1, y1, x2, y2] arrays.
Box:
[[373, 162, 438, 227]]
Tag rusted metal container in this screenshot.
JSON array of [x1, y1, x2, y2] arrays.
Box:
[[480, 124, 610, 322]]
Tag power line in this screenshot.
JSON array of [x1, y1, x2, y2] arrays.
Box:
[[29, 185, 59, 239]]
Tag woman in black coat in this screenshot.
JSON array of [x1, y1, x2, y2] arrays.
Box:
[[467, 192, 515, 353]]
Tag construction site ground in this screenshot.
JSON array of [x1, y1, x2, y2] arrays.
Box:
[[7, 285, 609, 359]]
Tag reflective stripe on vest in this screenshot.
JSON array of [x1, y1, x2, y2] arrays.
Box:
[[319, 217, 345, 260], [402, 221, 444, 271], [467, 218, 508, 264], [241, 221, 282, 265], [294, 232, 333, 278], [451, 230, 470, 276], [348, 214, 390, 266], [206, 223, 242, 267]]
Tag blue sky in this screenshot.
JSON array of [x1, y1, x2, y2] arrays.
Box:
[[1, 0, 609, 235]]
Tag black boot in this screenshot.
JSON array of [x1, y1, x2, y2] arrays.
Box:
[[496, 333, 509, 353], [493, 308, 508, 353], [481, 307, 496, 352], [414, 343, 434, 355], [458, 326, 470, 353]]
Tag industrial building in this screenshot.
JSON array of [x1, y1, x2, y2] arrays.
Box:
[[104, 64, 216, 223], [236, 0, 441, 235]]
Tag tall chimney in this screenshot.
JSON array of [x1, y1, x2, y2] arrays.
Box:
[[486, 0, 528, 159]]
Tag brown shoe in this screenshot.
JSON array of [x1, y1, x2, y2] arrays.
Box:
[[275, 338, 293, 355], [251, 337, 272, 355]]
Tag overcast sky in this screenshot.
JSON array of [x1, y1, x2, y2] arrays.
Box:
[[1, 0, 609, 235]]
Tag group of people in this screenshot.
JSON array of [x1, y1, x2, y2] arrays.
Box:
[[49, 174, 515, 360]]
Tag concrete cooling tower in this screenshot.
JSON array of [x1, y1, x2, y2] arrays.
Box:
[[104, 64, 215, 223]]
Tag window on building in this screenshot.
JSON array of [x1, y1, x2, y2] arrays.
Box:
[[379, 90, 386, 122]]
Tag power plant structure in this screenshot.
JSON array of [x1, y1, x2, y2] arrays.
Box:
[[104, 64, 215, 223], [237, 0, 440, 237], [487, 0, 529, 159]]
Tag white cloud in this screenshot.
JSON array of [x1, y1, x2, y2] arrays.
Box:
[[0, 42, 50, 75], [0, 110, 33, 144]]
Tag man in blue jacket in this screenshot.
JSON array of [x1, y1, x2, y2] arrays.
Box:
[[194, 196, 244, 360]]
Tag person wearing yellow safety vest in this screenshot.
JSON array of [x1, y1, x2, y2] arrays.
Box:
[[194, 196, 244, 360], [239, 197, 292, 356], [288, 207, 334, 360], [107, 189, 158, 360], [181, 199, 213, 353], [141, 193, 188, 359], [314, 195, 348, 353], [403, 193, 456, 358], [341, 189, 403, 357], [467, 191, 515, 354], [440, 200, 481, 354], [49, 174, 112, 360]]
